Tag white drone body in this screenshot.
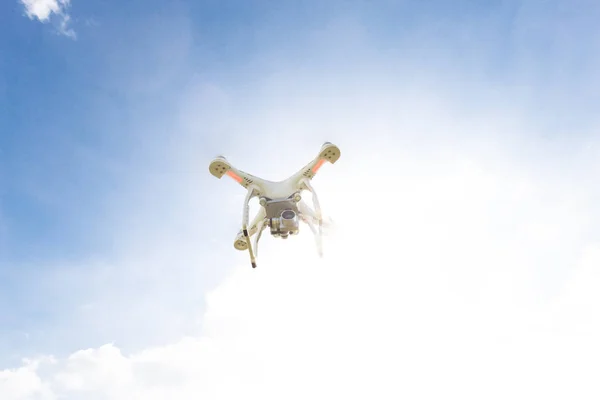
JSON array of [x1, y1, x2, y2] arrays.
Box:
[[209, 142, 341, 268]]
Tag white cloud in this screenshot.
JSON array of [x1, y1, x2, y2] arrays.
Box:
[[3, 241, 600, 399], [20, 0, 75, 38], [0, 357, 55, 400]]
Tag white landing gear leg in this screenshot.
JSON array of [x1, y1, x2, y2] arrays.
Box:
[[242, 186, 258, 268], [298, 200, 323, 257], [252, 218, 268, 258], [305, 216, 323, 258], [300, 180, 324, 257]]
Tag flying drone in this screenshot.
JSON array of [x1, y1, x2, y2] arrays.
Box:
[[208, 142, 341, 268]]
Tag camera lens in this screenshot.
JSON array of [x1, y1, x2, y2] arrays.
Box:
[[281, 210, 295, 220]]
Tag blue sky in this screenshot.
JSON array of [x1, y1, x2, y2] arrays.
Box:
[[1, 0, 600, 398], [1, 0, 594, 258]]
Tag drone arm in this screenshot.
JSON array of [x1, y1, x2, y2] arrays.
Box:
[[292, 142, 340, 181], [209, 156, 266, 192]]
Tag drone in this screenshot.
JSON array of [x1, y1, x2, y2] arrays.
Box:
[[208, 142, 341, 268]]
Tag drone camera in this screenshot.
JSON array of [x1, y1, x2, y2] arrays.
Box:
[[270, 208, 299, 237], [280, 209, 299, 234]]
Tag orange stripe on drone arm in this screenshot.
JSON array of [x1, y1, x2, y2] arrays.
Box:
[[226, 170, 243, 183], [311, 158, 326, 173]]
